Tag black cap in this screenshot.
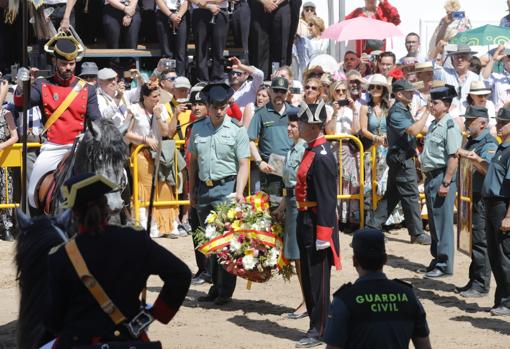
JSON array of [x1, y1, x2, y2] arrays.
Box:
[[430, 84, 457, 101], [352, 228, 386, 256], [61, 173, 117, 208], [464, 105, 489, 119], [200, 82, 234, 106], [53, 37, 80, 61], [297, 100, 327, 124], [271, 76, 289, 91], [497, 107, 510, 121], [392, 79, 415, 92]]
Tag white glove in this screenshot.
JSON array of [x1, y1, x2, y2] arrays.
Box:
[[16, 67, 30, 87], [316, 239, 330, 251]]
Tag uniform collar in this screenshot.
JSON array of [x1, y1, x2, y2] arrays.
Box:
[[355, 271, 387, 284], [52, 74, 77, 87], [471, 129, 490, 142], [307, 136, 326, 148], [207, 115, 231, 130], [266, 101, 289, 116], [500, 140, 510, 149]]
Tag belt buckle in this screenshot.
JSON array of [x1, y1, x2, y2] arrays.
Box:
[[205, 179, 213, 187]]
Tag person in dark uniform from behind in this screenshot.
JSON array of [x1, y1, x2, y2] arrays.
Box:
[[229, 0, 251, 61], [481, 107, 510, 316], [455, 106, 498, 298], [366, 79, 431, 245], [294, 100, 340, 348], [188, 83, 250, 305], [324, 228, 432, 349], [45, 173, 192, 347]]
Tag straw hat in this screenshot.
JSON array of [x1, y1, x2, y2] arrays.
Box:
[[413, 62, 434, 73], [468, 81, 491, 95], [365, 74, 388, 88]]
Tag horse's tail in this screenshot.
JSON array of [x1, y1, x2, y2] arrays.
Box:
[[15, 210, 71, 349]]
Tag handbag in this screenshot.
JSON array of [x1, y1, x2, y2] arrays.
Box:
[[65, 240, 162, 349]]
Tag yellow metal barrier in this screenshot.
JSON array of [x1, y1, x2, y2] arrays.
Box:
[[325, 135, 365, 228], [0, 143, 42, 209]]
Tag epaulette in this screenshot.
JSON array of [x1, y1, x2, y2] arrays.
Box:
[[393, 278, 413, 288], [48, 241, 67, 255], [230, 118, 242, 127], [333, 282, 353, 297], [446, 119, 454, 129]]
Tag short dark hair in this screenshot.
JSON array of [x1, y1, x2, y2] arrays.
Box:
[[354, 251, 387, 271], [344, 50, 358, 58], [405, 32, 421, 42], [379, 51, 396, 64], [469, 56, 482, 75]]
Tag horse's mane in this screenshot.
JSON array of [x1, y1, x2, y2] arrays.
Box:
[[15, 215, 67, 349], [74, 118, 128, 174]]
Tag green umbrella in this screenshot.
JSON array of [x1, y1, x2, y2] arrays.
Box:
[[450, 24, 510, 46]]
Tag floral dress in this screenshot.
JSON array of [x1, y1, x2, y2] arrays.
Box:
[[0, 109, 14, 238]]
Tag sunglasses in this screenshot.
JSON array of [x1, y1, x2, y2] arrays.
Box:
[[162, 76, 177, 81], [230, 71, 244, 76], [305, 85, 319, 91], [335, 89, 347, 93], [368, 85, 383, 91], [308, 23, 315, 28], [304, 7, 315, 12]]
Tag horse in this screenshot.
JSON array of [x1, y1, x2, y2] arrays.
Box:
[[15, 210, 70, 349], [35, 118, 129, 222]]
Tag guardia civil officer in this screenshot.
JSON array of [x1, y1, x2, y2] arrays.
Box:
[[481, 107, 510, 316], [294, 100, 340, 348], [420, 85, 462, 278], [248, 77, 298, 198], [455, 106, 498, 298], [188, 83, 250, 305], [45, 173, 192, 347], [324, 228, 432, 349], [366, 80, 431, 245]]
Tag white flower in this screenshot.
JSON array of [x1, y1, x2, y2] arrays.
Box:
[[265, 249, 278, 267], [230, 238, 242, 252], [205, 225, 217, 238], [242, 255, 258, 270]]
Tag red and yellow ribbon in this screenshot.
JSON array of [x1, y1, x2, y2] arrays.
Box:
[[245, 192, 270, 212]]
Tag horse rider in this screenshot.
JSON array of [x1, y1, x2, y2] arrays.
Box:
[[44, 172, 192, 347], [14, 34, 101, 214]]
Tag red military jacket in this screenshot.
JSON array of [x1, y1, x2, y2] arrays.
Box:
[[14, 75, 101, 145], [296, 136, 340, 269]]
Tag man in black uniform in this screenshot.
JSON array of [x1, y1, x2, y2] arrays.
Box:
[[456, 106, 498, 298], [324, 228, 432, 349], [481, 106, 510, 316], [295, 100, 340, 348], [45, 173, 192, 347]]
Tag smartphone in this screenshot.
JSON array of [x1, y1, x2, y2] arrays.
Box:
[[337, 99, 350, 107], [289, 87, 301, 94], [223, 58, 233, 69], [271, 62, 280, 74], [123, 71, 132, 79], [451, 11, 465, 20]]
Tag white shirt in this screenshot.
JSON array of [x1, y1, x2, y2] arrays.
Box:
[[334, 106, 354, 135], [232, 67, 264, 110], [433, 65, 481, 115], [485, 69, 510, 111], [156, 0, 184, 11], [97, 88, 131, 128], [398, 54, 427, 65], [191, 0, 227, 9], [309, 38, 329, 57], [128, 103, 169, 144]]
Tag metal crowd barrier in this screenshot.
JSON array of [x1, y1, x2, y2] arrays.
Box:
[[0, 143, 41, 209]]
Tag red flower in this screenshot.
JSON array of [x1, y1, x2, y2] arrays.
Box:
[[388, 68, 405, 80]]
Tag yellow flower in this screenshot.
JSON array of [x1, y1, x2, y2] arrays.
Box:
[[227, 208, 237, 220], [232, 220, 241, 231], [245, 249, 254, 256], [272, 224, 283, 235], [206, 211, 217, 224]]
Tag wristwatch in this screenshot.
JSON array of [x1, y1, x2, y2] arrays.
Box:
[[442, 180, 451, 187], [255, 160, 262, 168]]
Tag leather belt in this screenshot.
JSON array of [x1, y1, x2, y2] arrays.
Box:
[[297, 201, 317, 210], [282, 188, 295, 197], [202, 175, 236, 188], [424, 167, 446, 179]]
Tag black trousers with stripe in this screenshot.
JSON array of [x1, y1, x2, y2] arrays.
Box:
[[297, 210, 332, 338]]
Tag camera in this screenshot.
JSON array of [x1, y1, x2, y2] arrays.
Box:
[[160, 59, 176, 73], [337, 99, 350, 107], [289, 87, 301, 94], [223, 58, 233, 70]]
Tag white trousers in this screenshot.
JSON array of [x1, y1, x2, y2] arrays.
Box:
[[28, 142, 73, 208]]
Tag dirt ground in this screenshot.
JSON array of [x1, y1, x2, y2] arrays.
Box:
[[0, 228, 509, 349]]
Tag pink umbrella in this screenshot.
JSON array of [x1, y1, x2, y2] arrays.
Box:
[[321, 17, 403, 42]]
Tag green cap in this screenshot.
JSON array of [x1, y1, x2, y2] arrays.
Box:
[[271, 77, 289, 91]]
